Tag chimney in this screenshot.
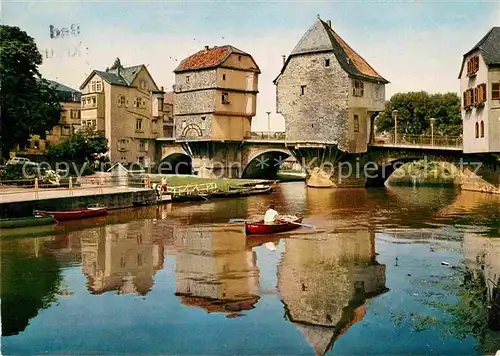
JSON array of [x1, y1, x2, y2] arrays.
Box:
[[327, 20, 331, 27], [204, 45, 209, 50], [161, 86, 164, 91], [282, 55, 286, 66]]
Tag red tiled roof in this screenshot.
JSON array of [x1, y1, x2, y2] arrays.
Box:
[[174, 45, 250, 72]]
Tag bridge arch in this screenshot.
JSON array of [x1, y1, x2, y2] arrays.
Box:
[[242, 149, 292, 179], [158, 153, 193, 175], [365, 156, 461, 187]]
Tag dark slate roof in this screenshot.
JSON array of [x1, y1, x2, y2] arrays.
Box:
[[458, 27, 500, 78], [80, 61, 159, 90], [174, 45, 260, 73], [275, 18, 389, 84], [46, 79, 81, 102], [94, 70, 129, 86], [466, 27, 500, 66]]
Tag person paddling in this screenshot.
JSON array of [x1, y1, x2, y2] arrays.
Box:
[[264, 204, 279, 224]]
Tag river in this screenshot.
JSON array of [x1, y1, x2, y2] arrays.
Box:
[[1, 182, 500, 355]]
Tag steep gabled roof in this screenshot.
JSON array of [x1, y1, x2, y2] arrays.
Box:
[[275, 18, 389, 84], [174, 45, 260, 73], [458, 27, 500, 78], [80, 60, 159, 90]]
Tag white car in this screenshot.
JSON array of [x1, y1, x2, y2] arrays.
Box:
[[6, 157, 37, 166]]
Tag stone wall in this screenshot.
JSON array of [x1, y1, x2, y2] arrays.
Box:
[[174, 70, 216, 93], [276, 52, 350, 151], [0, 190, 157, 218], [174, 90, 215, 116], [175, 114, 213, 140]]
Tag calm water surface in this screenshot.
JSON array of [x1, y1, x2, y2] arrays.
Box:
[[2, 183, 500, 355]]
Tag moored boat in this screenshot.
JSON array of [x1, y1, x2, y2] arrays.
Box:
[[245, 216, 303, 235], [0, 215, 56, 229], [34, 206, 108, 221]]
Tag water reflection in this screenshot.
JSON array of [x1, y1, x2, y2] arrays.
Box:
[[278, 228, 388, 355], [174, 226, 260, 316], [80, 221, 164, 295]]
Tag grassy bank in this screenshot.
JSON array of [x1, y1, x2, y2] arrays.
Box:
[[387, 160, 457, 187], [148, 174, 273, 192]]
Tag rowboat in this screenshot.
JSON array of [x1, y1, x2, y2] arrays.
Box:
[[0, 215, 55, 229], [34, 206, 108, 221], [245, 216, 303, 235]]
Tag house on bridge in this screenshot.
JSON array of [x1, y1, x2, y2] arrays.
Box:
[[173, 45, 260, 141], [459, 27, 500, 154], [274, 15, 389, 154]]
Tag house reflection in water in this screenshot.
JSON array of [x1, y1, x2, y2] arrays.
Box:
[[278, 228, 388, 356], [174, 226, 260, 317], [81, 221, 164, 295]]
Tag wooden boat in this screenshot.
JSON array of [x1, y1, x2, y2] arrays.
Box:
[[245, 216, 303, 235], [34, 205, 108, 221], [0, 215, 55, 229]]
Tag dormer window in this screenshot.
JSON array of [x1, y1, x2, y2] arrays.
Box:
[[352, 80, 364, 97]]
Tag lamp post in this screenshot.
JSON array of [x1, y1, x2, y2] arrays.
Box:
[[429, 117, 436, 146], [392, 110, 399, 144], [266, 111, 271, 139]]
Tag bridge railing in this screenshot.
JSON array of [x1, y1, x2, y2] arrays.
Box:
[[373, 134, 463, 149], [244, 131, 286, 140]]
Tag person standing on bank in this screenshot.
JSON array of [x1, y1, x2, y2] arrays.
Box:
[[264, 205, 279, 224]]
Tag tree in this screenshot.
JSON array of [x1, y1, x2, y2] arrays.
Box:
[[375, 91, 462, 136], [0, 25, 61, 159], [48, 127, 108, 168]]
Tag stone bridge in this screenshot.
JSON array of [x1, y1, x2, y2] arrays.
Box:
[[156, 135, 500, 193]]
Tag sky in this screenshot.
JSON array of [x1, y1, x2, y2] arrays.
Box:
[[3, 0, 500, 131]]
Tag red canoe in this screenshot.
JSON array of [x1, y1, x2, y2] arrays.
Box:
[[245, 216, 303, 235], [34, 206, 108, 221]]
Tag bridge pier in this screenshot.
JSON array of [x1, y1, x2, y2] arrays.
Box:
[[290, 144, 367, 188], [180, 141, 244, 179]]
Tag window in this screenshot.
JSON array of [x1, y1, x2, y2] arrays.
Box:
[[62, 125, 71, 136], [300, 85, 306, 96], [70, 109, 80, 119], [353, 114, 359, 132], [134, 98, 142, 108], [325, 59, 330, 67], [353, 80, 364, 97], [121, 156, 127, 162], [475, 122, 479, 138], [467, 55, 479, 76], [476, 83, 487, 106], [222, 74, 226, 80], [473, 87, 478, 106], [238, 56, 242, 61], [222, 92, 229, 104], [136, 118, 143, 131], [140, 80, 147, 90], [480, 121, 484, 138], [493, 83, 500, 100], [137, 254, 143, 267], [118, 95, 125, 107], [91, 80, 96, 92], [119, 139, 128, 150], [158, 98, 164, 111], [139, 141, 146, 151], [91, 96, 96, 105], [200, 116, 206, 129], [186, 76, 190, 83], [96, 81, 102, 92]]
